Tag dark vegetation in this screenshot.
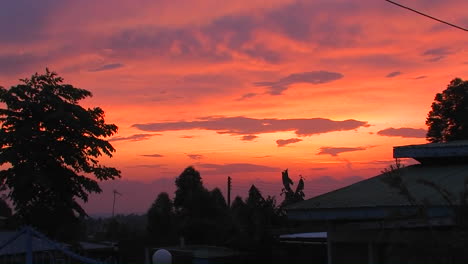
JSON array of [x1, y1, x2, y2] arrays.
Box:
[[0, 69, 120, 241], [0, 70, 467, 262], [426, 78, 468, 142], [83, 167, 303, 263]]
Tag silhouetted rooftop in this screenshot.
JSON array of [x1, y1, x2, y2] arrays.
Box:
[[394, 140, 468, 164], [286, 163, 468, 220]]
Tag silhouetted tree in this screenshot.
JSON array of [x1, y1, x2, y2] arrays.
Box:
[[0, 69, 120, 240], [0, 199, 11, 218], [245, 185, 281, 246], [426, 78, 468, 142], [147, 192, 175, 245], [174, 166, 225, 244], [0, 185, 11, 218], [174, 166, 210, 217], [280, 169, 305, 207]]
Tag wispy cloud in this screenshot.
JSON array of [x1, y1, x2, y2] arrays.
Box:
[[386, 71, 401, 78], [109, 133, 162, 142], [254, 71, 343, 95], [89, 63, 124, 72], [317, 146, 367, 156], [133, 116, 368, 137], [276, 138, 302, 147], [237, 93, 258, 101], [140, 154, 164, 158], [198, 163, 280, 175], [377, 127, 426, 138], [187, 154, 204, 160], [180, 135, 196, 139], [241, 135, 258, 141], [422, 47, 453, 62]]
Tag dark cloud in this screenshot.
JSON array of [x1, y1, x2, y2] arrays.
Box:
[[276, 138, 302, 147], [89, 63, 124, 72], [386, 71, 401, 78], [202, 15, 256, 49], [253, 71, 344, 95], [413, 75, 427, 80], [266, 1, 362, 46], [187, 154, 204, 160], [109, 133, 161, 142], [108, 26, 232, 62], [237, 93, 258, 101], [0, 0, 63, 44], [133, 116, 369, 137], [140, 154, 164, 158], [243, 44, 283, 63], [377, 127, 426, 138], [322, 54, 405, 69], [197, 163, 280, 175], [317, 146, 367, 156], [241, 135, 258, 141], [422, 47, 453, 62]]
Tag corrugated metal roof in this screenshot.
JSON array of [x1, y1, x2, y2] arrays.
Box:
[[0, 231, 60, 255], [287, 164, 468, 210], [394, 141, 468, 162]]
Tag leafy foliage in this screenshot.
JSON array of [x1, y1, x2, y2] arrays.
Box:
[[0, 69, 120, 240], [426, 78, 468, 143], [280, 169, 305, 207], [147, 192, 175, 245]]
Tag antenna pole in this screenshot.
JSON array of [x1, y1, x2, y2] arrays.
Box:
[[227, 176, 231, 208], [112, 190, 116, 218]]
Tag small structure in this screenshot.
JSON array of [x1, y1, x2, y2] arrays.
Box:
[[286, 141, 468, 264]]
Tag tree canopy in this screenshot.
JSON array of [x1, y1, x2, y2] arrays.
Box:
[[0, 69, 120, 239], [426, 78, 468, 143], [280, 169, 305, 207]]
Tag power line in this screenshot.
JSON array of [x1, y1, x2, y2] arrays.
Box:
[[384, 0, 468, 32]]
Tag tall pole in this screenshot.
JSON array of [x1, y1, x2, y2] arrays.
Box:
[[112, 190, 122, 218], [227, 176, 231, 208]]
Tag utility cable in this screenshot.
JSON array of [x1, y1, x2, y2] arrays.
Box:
[[384, 0, 468, 32]]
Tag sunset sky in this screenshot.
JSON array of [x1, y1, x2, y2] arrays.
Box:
[[1, 0, 467, 215]]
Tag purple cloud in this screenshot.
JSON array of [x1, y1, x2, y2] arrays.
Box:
[[133, 116, 368, 137], [237, 93, 258, 101], [241, 135, 258, 141], [276, 138, 302, 147], [386, 71, 401, 78], [413, 75, 427, 80], [318, 146, 367, 156], [422, 47, 453, 62], [377, 127, 426, 138], [187, 154, 204, 160], [109, 133, 161, 142], [254, 71, 343, 95], [89, 63, 124, 72]]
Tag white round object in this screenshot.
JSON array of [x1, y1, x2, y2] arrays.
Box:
[[152, 249, 172, 264]]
